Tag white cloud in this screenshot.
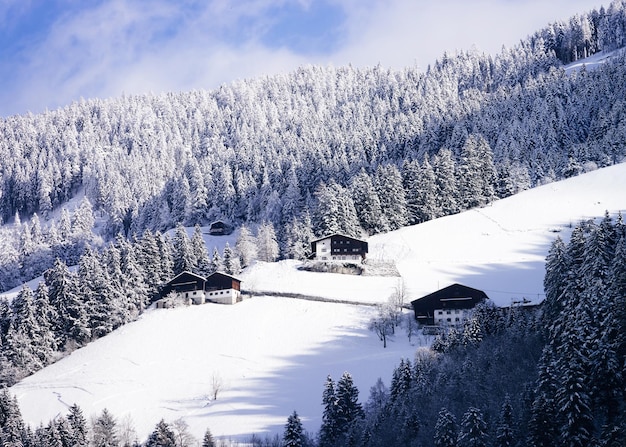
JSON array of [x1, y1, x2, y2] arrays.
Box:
[[1, 0, 603, 116]]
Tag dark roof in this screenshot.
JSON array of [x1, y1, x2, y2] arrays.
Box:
[[206, 271, 242, 283], [168, 271, 206, 284], [411, 283, 488, 324], [310, 233, 367, 244]]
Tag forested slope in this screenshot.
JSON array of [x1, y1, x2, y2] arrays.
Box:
[[1, 1, 626, 295]]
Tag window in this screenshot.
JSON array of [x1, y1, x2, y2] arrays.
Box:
[[446, 318, 451, 322], [446, 310, 451, 315], [437, 310, 443, 315]]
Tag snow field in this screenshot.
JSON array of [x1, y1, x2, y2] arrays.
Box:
[[10, 162, 626, 443]]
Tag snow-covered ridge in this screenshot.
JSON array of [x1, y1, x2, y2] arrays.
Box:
[[10, 163, 626, 443], [564, 47, 625, 74]]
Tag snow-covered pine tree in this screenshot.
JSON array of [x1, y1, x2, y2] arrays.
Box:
[[91, 408, 119, 447], [236, 224, 258, 268], [257, 221, 280, 262], [145, 419, 177, 447], [202, 427, 216, 447], [172, 223, 195, 275], [318, 375, 338, 447], [434, 408, 457, 447], [350, 169, 389, 235], [458, 407, 488, 447], [433, 148, 460, 217], [374, 164, 409, 231], [283, 411, 305, 447], [495, 396, 515, 447], [44, 258, 91, 348], [209, 247, 222, 274], [67, 404, 89, 447], [190, 224, 211, 276]]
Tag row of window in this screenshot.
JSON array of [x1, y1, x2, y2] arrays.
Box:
[[185, 290, 230, 297], [436, 309, 463, 315]]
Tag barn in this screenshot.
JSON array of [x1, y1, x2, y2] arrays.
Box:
[[205, 271, 242, 305], [208, 220, 234, 235], [310, 234, 368, 262], [159, 271, 242, 306], [411, 283, 488, 327], [160, 271, 208, 305]]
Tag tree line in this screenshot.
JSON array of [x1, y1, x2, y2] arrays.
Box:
[[0, 221, 279, 387]]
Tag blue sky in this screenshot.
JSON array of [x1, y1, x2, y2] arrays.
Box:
[[0, 0, 602, 117]]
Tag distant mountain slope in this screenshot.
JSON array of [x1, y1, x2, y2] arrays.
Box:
[[10, 162, 626, 443]]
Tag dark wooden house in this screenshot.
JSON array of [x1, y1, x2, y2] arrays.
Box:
[[310, 234, 368, 262], [205, 271, 242, 304], [160, 271, 207, 305], [158, 271, 242, 306], [208, 220, 234, 235], [411, 283, 488, 326]]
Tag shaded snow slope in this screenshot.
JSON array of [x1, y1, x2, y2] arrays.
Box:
[[12, 298, 421, 442], [10, 162, 626, 443]]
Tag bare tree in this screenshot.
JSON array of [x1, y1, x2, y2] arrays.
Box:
[[211, 372, 224, 401], [171, 418, 197, 447], [118, 414, 139, 447], [369, 304, 395, 348]]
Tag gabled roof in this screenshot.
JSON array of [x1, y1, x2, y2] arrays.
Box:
[[310, 233, 367, 244], [206, 271, 242, 282], [167, 271, 206, 284], [411, 283, 488, 310]]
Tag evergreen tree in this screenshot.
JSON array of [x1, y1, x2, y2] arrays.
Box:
[[222, 242, 235, 275], [79, 247, 116, 338], [209, 247, 222, 274], [282, 214, 315, 261], [33, 281, 58, 363], [201, 428, 216, 447], [0, 390, 27, 447], [495, 396, 514, 447], [375, 164, 409, 231], [145, 419, 176, 447], [44, 258, 90, 348], [334, 371, 364, 444], [257, 221, 280, 262], [236, 225, 258, 268], [172, 223, 195, 275], [283, 411, 305, 447], [318, 375, 338, 447], [118, 236, 149, 317], [434, 408, 457, 447], [67, 404, 88, 447], [190, 224, 211, 276], [458, 407, 488, 447], [350, 170, 389, 235], [91, 408, 118, 447], [433, 149, 460, 217]]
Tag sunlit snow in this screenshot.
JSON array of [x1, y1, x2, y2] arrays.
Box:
[[9, 162, 626, 443]]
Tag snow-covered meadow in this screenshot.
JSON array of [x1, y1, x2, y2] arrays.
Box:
[[9, 162, 626, 443]]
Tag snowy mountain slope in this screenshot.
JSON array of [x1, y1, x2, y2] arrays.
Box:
[[10, 162, 626, 443]]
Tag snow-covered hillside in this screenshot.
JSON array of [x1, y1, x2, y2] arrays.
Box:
[[10, 163, 626, 443]]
